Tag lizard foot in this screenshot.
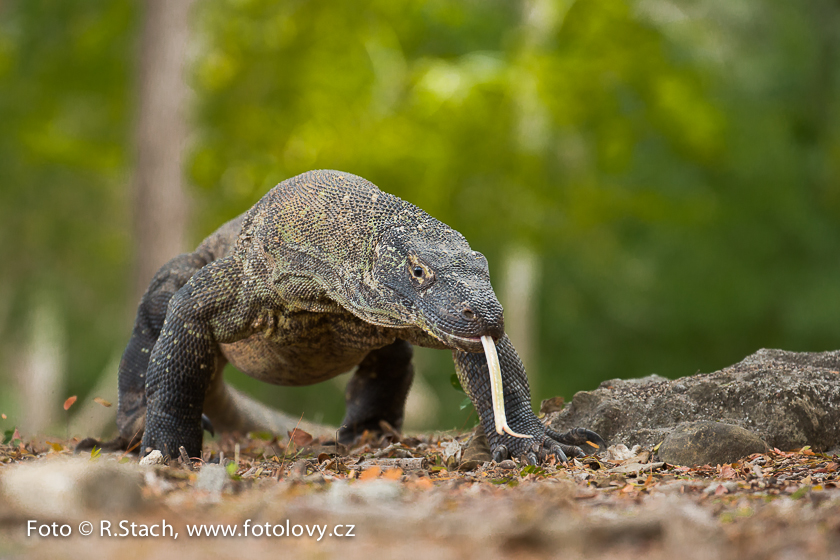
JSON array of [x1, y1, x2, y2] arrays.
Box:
[[141, 410, 204, 459], [75, 414, 215, 457], [490, 426, 606, 465], [75, 436, 130, 454]]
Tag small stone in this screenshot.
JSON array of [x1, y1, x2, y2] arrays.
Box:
[[498, 460, 516, 470], [657, 421, 769, 466], [196, 464, 229, 496], [139, 450, 165, 466]]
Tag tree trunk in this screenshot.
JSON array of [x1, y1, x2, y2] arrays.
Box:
[[18, 300, 65, 436], [500, 246, 540, 391], [133, 0, 194, 304]]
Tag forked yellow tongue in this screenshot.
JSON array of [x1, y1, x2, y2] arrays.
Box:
[[480, 335, 532, 439]]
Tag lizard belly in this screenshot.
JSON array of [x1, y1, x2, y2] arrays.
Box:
[[219, 311, 397, 386]]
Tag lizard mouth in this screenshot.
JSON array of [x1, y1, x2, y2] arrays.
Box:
[[437, 331, 485, 353]]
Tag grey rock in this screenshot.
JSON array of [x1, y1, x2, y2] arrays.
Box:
[[657, 421, 769, 466], [549, 348, 840, 451], [599, 374, 670, 388]]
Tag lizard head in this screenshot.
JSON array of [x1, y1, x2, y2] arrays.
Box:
[[371, 222, 505, 353]]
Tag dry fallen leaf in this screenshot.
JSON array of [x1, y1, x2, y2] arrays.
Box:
[[383, 468, 403, 480], [413, 477, 434, 490], [287, 429, 313, 447], [720, 464, 738, 479], [93, 397, 112, 407], [63, 396, 77, 411], [359, 466, 381, 481]]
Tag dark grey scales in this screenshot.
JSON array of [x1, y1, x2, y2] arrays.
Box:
[[85, 170, 605, 464]]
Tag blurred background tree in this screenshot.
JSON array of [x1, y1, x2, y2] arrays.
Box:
[[1, 0, 838, 436]]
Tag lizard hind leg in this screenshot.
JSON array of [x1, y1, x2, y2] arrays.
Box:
[[338, 339, 414, 445]]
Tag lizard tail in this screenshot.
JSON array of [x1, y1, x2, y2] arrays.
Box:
[[203, 374, 336, 440]]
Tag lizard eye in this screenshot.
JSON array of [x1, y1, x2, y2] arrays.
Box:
[[407, 255, 435, 287]]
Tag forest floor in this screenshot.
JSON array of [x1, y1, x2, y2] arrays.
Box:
[[1, 429, 839, 560]]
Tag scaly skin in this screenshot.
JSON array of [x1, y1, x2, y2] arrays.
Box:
[[111, 170, 604, 461]]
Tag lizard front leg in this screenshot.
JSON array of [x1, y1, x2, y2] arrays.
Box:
[[142, 256, 259, 459], [453, 335, 605, 464], [116, 252, 211, 450]]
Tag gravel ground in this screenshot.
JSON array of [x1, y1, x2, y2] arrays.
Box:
[[1, 431, 839, 560]]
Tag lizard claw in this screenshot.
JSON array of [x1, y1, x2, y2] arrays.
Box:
[[546, 427, 606, 454], [201, 414, 215, 437], [549, 444, 569, 463], [492, 444, 510, 463], [541, 437, 593, 463], [560, 443, 586, 459], [524, 451, 538, 466]]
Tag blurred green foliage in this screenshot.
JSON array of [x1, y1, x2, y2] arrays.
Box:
[[0, 0, 137, 413], [1, 0, 839, 432]]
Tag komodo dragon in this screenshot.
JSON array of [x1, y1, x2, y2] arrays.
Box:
[[96, 170, 604, 463]]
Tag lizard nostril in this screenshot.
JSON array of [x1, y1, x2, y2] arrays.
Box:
[[461, 307, 476, 321]]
